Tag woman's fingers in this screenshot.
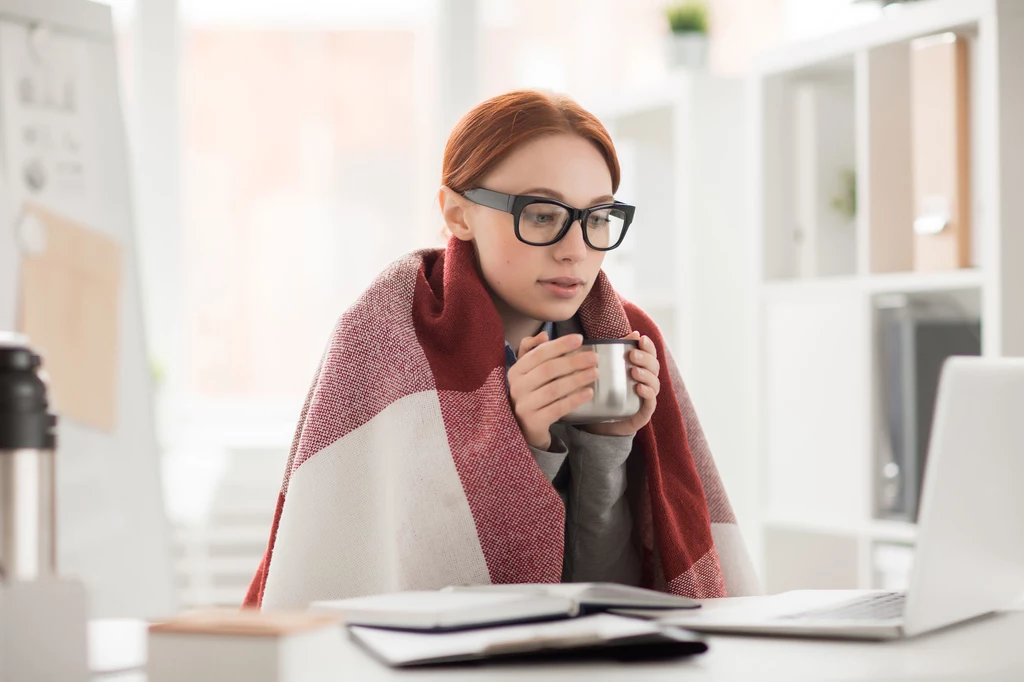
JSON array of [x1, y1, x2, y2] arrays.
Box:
[[514, 333, 583, 375], [631, 366, 661, 395], [517, 331, 549, 360], [518, 364, 599, 413], [536, 386, 595, 425], [627, 334, 660, 425], [630, 336, 660, 381], [513, 349, 598, 397], [635, 390, 657, 423]]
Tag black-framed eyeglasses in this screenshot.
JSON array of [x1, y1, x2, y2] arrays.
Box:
[[462, 187, 635, 251]]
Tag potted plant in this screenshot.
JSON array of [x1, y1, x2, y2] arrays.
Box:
[[665, 1, 709, 70]]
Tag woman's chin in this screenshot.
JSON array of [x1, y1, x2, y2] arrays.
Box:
[[523, 299, 583, 324], [492, 287, 587, 325]]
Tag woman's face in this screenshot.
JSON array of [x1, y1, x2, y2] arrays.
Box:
[[447, 133, 614, 324]]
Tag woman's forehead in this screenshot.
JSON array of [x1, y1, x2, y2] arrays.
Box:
[[484, 133, 613, 202]]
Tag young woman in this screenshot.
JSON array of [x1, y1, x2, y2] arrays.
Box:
[[245, 90, 758, 609]]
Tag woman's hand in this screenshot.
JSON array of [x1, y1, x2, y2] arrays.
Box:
[[508, 332, 599, 450], [582, 331, 661, 438]]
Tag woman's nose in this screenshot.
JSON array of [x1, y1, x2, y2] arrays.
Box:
[[554, 220, 588, 261]]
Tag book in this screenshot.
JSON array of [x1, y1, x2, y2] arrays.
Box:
[[910, 32, 972, 271], [311, 583, 700, 633], [311, 590, 578, 631], [444, 582, 702, 613], [147, 610, 345, 682], [348, 613, 708, 667]]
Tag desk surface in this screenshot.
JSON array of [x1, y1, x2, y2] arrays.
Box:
[[94, 607, 1024, 682]]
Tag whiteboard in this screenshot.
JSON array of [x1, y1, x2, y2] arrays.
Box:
[[0, 0, 174, 618]]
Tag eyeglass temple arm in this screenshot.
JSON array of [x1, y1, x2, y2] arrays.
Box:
[[463, 188, 515, 213]]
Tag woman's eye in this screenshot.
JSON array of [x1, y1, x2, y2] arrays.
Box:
[[526, 211, 558, 224], [588, 214, 611, 228]]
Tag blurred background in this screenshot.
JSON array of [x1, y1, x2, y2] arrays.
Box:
[[11, 0, 1014, 616], [105, 0, 881, 611]]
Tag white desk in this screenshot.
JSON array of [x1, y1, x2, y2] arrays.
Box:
[[92, 608, 1024, 682]]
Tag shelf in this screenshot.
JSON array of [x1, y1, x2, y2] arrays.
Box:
[[864, 268, 985, 293], [761, 269, 985, 298], [761, 275, 860, 298], [755, 0, 987, 75], [868, 519, 918, 544], [764, 515, 861, 538], [764, 515, 917, 544]]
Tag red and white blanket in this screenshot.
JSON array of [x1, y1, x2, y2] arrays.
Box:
[[245, 238, 759, 609]]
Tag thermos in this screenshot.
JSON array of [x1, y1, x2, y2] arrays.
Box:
[[0, 335, 58, 582]]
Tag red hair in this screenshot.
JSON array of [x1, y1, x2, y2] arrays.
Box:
[[441, 90, 620, 194]]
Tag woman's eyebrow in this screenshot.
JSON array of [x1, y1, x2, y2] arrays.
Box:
[[519, 187, 615, 205]]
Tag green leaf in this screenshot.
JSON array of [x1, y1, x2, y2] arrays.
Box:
[[665, 2, 708, 34]]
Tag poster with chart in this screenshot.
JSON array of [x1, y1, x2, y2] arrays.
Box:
[[0, 22, 98, 219], [0, 22, 120, 431]]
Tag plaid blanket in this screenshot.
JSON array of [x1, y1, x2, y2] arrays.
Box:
[[245, 238, 759, 609]]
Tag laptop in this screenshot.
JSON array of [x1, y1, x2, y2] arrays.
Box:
[[659, 356, 1024, 640]]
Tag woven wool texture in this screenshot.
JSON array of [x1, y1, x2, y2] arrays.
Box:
[[245, 238, 750, 608]]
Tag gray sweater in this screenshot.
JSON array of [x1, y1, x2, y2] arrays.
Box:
[[506, 316, 641, 586], [528, 424, 641, 585]]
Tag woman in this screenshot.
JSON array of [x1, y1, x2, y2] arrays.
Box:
[[245, 89, 758, 609]]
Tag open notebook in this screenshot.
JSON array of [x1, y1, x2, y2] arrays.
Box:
[[348, 614, 708, 667], [311, 583, 699, 632]]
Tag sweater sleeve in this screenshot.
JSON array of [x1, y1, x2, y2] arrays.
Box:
[[526, 430, 569, 483], [562, 428, 641, 585]]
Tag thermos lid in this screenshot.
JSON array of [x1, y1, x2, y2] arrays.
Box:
[[0, 338, 57, 450]]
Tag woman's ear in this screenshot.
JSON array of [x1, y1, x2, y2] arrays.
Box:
[[438, 186, 474, 242]]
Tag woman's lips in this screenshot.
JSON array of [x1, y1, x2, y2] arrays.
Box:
[[540, 278, 584, 299]]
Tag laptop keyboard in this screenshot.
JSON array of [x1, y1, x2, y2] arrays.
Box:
[[779, 592, 906, 622]]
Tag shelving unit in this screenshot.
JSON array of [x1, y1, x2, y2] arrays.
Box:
[[751, 0, 1024, 593]]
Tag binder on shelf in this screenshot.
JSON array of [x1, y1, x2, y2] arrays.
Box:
[[875, 296, 980, 522], [910, 32, 972, 272]]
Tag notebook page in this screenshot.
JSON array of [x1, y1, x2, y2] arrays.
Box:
[[350, 614, 661, 666]]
